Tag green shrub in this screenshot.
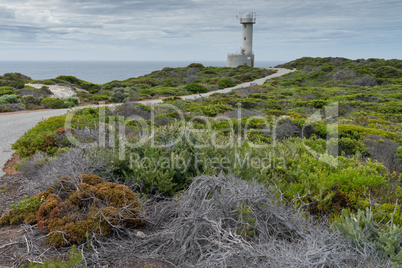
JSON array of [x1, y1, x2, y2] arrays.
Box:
[[43, 98, 66, 109], [40, 85, 53, 95], [185, 83, 209, 93], [2, 72, 31, 83], [27, 245, 86, 267], [56, 75, 81, 84], [374, 66, 402, 79], [0, 103, 25, 112], [63, 101, 75, 108], [248, 93, 269, 99], [201, 67, 218, 74], [89, 94, 109, 101], [117, 121, 277, 195], [262, 100, 281, 110], [335, 208, 402, 266], [187, 63, 205, 69], [136, 103, 152, 112], [65, 97, 79, 106], [103, 77, 162, 90], [63, 97, 79, 108], [0, 94, 20, 105], [339, 124, 401, 142], [0, 192, 48, 225], [307, 99, 328, 109], [236, 98, 258, 109], [217, 78, 236, 89], [0, 86, 13, 96], [22, 95, 42, 107], [109, 87, 129, 103], [397, 147, 402, 163], [321, 63, 335, 72], [265, 109, 287, 116], [10, 81, 25, 89], [200, 104, 233, 116], [55, 75, 101, 93], [339, 137, 362, 155], [11, 107, 103, 157], [12, 115, 67, 157], [280, 146, 388, 216]]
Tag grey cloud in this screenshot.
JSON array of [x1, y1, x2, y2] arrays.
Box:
[[0, 25, 44, 33], [0, 7, 15, 19], [0, 0, 401, 60]]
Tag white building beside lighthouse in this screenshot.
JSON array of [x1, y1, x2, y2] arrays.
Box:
[[227, 12, 256, 67]]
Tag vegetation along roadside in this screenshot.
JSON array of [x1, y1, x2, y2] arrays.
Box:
[[1, 57, 402, 267]]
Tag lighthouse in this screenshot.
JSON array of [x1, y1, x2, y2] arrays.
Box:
[[227, 12, 256, 67]]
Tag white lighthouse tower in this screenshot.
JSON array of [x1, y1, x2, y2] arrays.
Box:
[[227, 12, 256, 67]]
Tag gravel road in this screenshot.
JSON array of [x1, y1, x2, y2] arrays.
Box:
[[0, 68, 294, 177]]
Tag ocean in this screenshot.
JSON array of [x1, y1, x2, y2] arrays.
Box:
[[0, 61, 285, 84]]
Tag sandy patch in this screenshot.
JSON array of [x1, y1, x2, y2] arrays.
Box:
[[26, 83, 80, 99]]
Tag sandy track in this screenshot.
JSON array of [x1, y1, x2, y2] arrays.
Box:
[[26, 83, 79, 99]]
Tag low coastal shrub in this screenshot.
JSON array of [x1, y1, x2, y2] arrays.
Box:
[[41, 97, 78, 109], [55, 75, 101, 93], [12, 115, 67, 157], [26, 245, 85, 268], [187, 63, 205, 69], [40, 85, 53, 95], [236, 98, 258, 109], [339, 124, 401, 143], [0, 192, 48, 225], [22, 95, 42, 108], [185, 83, 209, 93], [397, 147, 402, 163], [0, 86, 13, 96], [0, 174, 146, 247], [335, 208, 402, 266], [109, 87, 129, 103], [64, 97, 79, 108], [0, 103, 25, 112], [0, 94, 20, 105], [200, 104, 233, 116], [65, 97, 79, 106], [88, 93, 109, 101], [43, 97, 67, 109], [217, 78, 236, 89]]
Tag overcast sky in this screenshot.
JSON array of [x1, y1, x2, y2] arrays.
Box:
[[0, 0, 401, 61]]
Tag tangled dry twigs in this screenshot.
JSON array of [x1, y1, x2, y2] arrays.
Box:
[[133, 174, 387, 267]]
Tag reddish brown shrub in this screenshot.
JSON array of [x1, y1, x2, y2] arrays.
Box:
[[0, 174, 146, 247], [37, 194, 61, 232]]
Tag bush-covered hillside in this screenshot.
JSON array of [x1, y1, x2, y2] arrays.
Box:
[[78, 63, 274, 102], [277, 57, 402, 86], [0, 73, 81, 112], [0, 64, 273, 113], [1, 57, 402, 267]]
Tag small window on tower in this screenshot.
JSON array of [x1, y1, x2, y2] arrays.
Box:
[[244, 37, 246, 40]]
